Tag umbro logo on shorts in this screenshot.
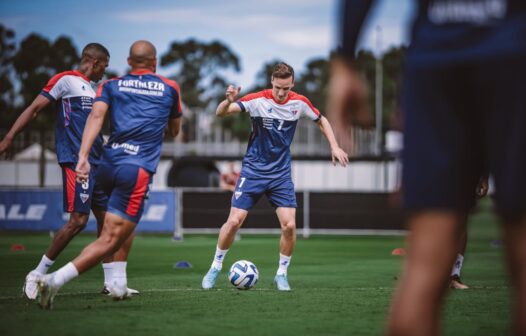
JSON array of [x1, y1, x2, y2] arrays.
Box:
[[234, 191, 243, 200]]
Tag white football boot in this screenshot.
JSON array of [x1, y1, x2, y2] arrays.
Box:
[[23, 270, 43, 300]]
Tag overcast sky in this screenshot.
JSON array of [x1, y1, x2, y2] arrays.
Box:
[[0, 0, 414, 86]]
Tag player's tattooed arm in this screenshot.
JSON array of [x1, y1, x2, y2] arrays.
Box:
[[216, 85, 242, 117]]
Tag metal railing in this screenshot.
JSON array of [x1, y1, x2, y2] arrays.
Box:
[[1, 120, 378, 159]]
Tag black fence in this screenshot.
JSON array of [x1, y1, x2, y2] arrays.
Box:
[[180, 190, 405, 234]]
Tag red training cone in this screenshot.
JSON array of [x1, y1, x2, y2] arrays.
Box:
[[10, 244, 26, 252], [391, 247, 406, 256]]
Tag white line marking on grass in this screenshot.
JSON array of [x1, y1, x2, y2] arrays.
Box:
[[0, 285, 511, 301]]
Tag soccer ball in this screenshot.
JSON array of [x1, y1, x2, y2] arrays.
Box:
[[228, 260, 259, 290]]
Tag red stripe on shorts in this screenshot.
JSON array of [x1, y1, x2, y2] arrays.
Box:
[[126, 168, 150, 217], [65, 167, 76, 212]]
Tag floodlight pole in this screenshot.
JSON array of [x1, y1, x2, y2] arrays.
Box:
[[303, 190, 310, 238], [375, 25, 383, 156]]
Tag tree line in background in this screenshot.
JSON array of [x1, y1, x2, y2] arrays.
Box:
[[0, 24, 405, 143]]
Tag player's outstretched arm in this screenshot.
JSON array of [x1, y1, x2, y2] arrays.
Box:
[[216, 85, 242, 117], [317, 116, 349, 167], [0, 95, 51, 155], [76, 101, 109, 182]]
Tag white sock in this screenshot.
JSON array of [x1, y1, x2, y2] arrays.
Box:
[[212, 246, 229, 270], [451, 254, 464, 277], [111, 262, 128, 294], [102, 262, 113, 287], [277, 253, 292, 276], [51, 262, 79, 288], [35, 255, 54, 274]]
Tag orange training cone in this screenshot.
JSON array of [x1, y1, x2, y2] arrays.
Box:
[[391, 247, 406, 256]]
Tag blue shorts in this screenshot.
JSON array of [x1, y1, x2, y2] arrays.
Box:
[[95, 164, 152, 223], [402, 56, 526, 217], [61, 163, 106, 214], [231, 174, 296, 210]]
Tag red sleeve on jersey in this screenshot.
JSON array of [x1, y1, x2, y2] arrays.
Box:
[[95, 82, 104, 97], [95, 80, 107, 98], [94, 79, 113, 105], [239, 90, 269, 102], [42, 71, 74, 93], [290, 92, 321, 116]]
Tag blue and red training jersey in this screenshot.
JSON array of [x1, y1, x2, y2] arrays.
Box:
[[339, 0, 526, 65], [94, 69, 182, 173], [40, 70, 103, 165], [237, 89, 321, 179]]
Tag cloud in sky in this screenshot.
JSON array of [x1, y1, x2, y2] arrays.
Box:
[[0, 0, 412, 86], [115, 8, 320, 34], [269, 27, 332, 49], [115, 7, 332, 50]]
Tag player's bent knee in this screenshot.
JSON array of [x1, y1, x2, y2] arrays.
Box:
[[225, 219, 242, 231], [66, 215, 88, 233], [281, 222, 296, 235], [99, 234, 124, 254]]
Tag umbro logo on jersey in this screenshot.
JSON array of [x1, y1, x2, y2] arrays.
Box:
[[80, 193, 89, 203], [234, 191, 243, 199], [267, 107, 273, 113], [81, 85, 86, 91]]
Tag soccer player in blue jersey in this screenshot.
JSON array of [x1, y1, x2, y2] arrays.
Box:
[[329, 0, 526, 334], [35, 40, 182, 309], [0, 43, 137, 299], [202, 62, 349, 291]]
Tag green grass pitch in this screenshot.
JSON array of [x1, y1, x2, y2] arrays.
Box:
[[0, 201, 512, 335]]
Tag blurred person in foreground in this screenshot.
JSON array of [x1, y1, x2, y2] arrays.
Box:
[[202, 62, 349, 291], [328, 0, 526, 334], [36, 40, 182, 309], [0, 43, 137, 299], [450, 173, 489, 290]]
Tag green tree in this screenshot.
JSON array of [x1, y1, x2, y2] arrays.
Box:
[[12, 34, 80, 131], [352, 46, 406, 128], [381, 46, 406, 128], [160, 39, 241, 142], [160, 39, 241, 108]]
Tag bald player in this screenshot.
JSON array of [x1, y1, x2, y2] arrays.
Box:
[[36, 40, 183, 309], [0, 42, 137, 299]]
